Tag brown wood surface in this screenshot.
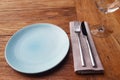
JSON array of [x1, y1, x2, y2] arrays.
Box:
[[0, 0, 120, 80]]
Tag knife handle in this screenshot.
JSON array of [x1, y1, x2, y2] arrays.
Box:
[[85, 37, 96, 67]]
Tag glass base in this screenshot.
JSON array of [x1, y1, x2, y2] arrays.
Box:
[[91, 25, 113, 38]]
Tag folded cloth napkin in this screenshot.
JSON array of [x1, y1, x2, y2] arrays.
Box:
[[70, 21, 104, 74]]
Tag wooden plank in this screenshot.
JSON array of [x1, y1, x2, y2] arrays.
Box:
[[0, 0, 74, 11], [0, 0, 77, 79], [75, 0, 120, 79], [0, 7, 76, 35]]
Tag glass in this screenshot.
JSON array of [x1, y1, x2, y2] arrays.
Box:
[[91, 0, 120, 37]]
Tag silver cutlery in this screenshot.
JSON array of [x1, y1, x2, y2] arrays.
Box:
[[81, 22, 96, 67], [74, 21, 85, 67]]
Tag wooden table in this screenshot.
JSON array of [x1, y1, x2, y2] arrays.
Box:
[[0, 0, 120, 80]]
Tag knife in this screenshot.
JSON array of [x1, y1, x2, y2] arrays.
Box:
[[81, 21, 96, 67]]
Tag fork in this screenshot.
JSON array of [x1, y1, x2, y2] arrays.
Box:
[[74, 21, 85, 67]]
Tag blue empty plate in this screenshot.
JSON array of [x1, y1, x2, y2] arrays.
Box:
[[5, 23, 69, 74]]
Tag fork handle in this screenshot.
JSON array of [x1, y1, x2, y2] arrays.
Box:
[[77, 34, 85, 67]]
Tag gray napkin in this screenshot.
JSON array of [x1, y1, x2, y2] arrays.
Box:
[[70, 21, 104, 74]]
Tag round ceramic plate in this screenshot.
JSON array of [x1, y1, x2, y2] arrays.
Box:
[[5, 23, 69, 74]]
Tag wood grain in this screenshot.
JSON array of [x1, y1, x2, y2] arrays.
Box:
[[0, 0, 120, 80], [0, 7, 76, 35], [75, 0, 120, 79]]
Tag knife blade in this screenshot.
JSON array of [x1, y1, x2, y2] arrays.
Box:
[[81, 21, 96, 67]]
